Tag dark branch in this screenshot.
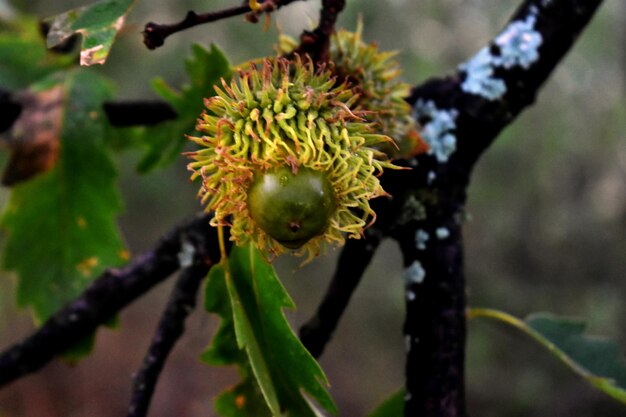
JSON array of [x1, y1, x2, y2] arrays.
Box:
[[293, 0, 346, 64], [0, 213, 222, 389], [143, 8, 249, 50], [299, 232, 382, 358], [143, 0, 303, 50], [0, 88, 22, 134], [395, 0, 605, 416], [127, 261, 209, 417], [407, 0, 605, 171], [394, 208, 468, 417], [103, 101, 177, 126], [2, 91, 177, 132]]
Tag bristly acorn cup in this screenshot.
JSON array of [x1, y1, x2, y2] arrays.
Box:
[[187, 56, 398, 261], [187, 33, 425, 261], [279, 22, 428, 158]]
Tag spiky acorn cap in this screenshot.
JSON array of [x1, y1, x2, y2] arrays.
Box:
[[329, 24, 425, 158], [187, 56, 396, 259], [278, 25, 426, 158]]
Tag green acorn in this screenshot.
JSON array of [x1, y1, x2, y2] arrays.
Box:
[[187, 56, 397, 260], [247, 166, 336, 249]]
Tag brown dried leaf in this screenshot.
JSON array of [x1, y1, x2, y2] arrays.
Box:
[[1, 86, 64, 186]]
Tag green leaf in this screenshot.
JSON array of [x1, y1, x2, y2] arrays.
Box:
[[202, 244, 337, 416], [214, 375, 273, 417], [154, 43, 231, 114], [133, 43, 231, 172], [367, 390, 404, 417], [0, 17, 74, 89], [44, 0, 135, 66], [1, 70, 126, 323], [469, 308, 626, 404], [202, 261, 272, 417], [202, 261, 247, 367]]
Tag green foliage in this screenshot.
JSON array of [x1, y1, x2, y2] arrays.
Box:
[[1, 70, 126, 323], [469, 308, 626, 404], [0, 17, 73, 89], [133, 43, 231, 172], [202, 244, 336, 416], [44, 0, 135, 66], [367, 390, 404, 417]]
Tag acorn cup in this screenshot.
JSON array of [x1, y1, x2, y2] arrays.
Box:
[[187, 55, 404, 261]]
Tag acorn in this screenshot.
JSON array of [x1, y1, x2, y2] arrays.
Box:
[[247, 166, 336, 249], [187, 56, 397, 260]]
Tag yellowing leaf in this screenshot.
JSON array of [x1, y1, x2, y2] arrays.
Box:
[[1, 70, 126, 323], [45, 0, 135, 66], [1, 87, 64, 186]]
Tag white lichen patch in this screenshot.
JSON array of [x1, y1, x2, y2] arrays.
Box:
[[405, 260, 426, 285], [459, 11, 543, 100], [494, 15, 543, 69], [459, 48, 507, 100], [413, 99, 458, 163], [427, 170, 436, 185], [177, 240, 196, 268], [415, 229, 429, 250], [436, 227, 450, 240]]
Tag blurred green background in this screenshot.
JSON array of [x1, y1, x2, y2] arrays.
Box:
[[0, 0, 625, 416]]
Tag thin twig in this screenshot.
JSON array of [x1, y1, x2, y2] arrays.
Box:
[[126, 261, 210, 417], [2, 88, 178, 132], [299, 232, 382, 358], [143, 0, 303, 50], [0, 213, 222, 389], [103, 101, 177, 126], [292, 0, 346, 64]]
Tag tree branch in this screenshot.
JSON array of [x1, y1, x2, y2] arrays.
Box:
[[407, 0, 605, 171], [292, 0, 346, 64], [299, 231, 382, 358], [394, 201, 468, 417], [103, 101, 177, 126], [143, 0, 304, 50], [0, 213, 222, 389], [1, 88, 178, 131], [393, 1, 605, 416], [126, 261, 209, 417]]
